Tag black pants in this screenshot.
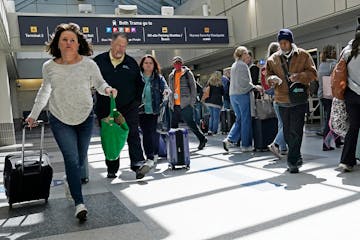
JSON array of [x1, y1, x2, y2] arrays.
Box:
[[101, 104, 145, 173], [139, 113, 159, 160], [321, 98, 342, 146], [171, 105, 205, 142], [340, 88, 360, 166], [279, 104, 307, 167]]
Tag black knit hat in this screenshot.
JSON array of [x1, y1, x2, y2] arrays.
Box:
[[277, 28, 294, 43]]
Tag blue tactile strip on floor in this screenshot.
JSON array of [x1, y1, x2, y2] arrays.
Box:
[[0, 192, 139, 239]]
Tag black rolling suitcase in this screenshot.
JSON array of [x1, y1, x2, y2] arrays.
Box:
[[252, 118, 278, 151], [220, 109, 235, 134], [3, 121, 53, 208]]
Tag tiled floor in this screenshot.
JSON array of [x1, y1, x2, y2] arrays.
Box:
[[0, 124, 359, 240]]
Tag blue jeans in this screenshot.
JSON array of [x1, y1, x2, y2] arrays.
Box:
[[273, 102, 287, 151], [228, 93, 252, 147], [223, 99, 231, 110], [193, 101, 203, 125], [208, 106, 221, 133], [49, 113, 94, 206]]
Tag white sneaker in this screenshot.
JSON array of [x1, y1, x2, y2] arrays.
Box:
[[338, 163, 353, 172], [145, 159, 155, 169], [223, 139, 231, 151], [75, 203, 88, 221], [268, 143, 282, 158], [63, 176, 72, 201], [241, 146, 254, 152]]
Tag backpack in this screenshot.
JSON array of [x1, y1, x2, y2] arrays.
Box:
[[331, 55, 352, 100]]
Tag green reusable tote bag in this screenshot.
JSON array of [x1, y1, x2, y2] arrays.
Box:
[[100, 96, 129, 160]]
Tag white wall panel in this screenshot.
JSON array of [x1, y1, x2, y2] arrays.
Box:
[[224, 0, 232, 9], [347, 0, 360, 7], [232, 0, 245, 5], [256, 0, 283, 36], [210, 0, 225, 15], [176, 0, 208, 16], [229, 1, 251, 44], [283, 0, 298, 27], [298, 0, 334, 23], [335, 0, 346, 11]]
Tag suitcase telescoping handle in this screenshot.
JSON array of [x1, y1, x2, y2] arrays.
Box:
[[21, 120, 45, 174]]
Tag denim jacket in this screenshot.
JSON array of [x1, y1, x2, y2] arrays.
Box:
[[141, 72, 169, 114]]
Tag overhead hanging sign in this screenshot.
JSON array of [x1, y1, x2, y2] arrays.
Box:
[[17, 15, 229, 45]]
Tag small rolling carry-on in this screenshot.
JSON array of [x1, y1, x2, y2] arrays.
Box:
[[220, 109, 235, 134], [252, 118, 278, 151], [3, 121, 53, 208], [167, 128, 190, 170]]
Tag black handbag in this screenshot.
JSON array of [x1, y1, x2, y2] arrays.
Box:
[[280, 56, 308, 104]]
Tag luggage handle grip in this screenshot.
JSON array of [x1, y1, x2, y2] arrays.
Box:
[[22, 120, 45, 174]]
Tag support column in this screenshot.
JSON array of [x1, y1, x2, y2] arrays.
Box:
[[0, 54, 15, 146]]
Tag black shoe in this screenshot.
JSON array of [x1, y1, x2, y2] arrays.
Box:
[[198, 138, 207, 150], [81, 178, 89, 184], [288, 166, 299, 174], [107, 173, 117, 179], [316, 131, 323, 137], [323, 144, 335, 151], [136, 164, 150, 180], [335, 141, 344, 148]]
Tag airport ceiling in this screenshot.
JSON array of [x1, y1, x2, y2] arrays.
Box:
[[14, 0, 188, 15]]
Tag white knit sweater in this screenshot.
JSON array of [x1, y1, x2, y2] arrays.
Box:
[[29, 57, 109, 125]]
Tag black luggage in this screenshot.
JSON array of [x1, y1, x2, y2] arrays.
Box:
[[252, 118, 278, 151], [3, 121, 53, 208], [220, 109, 235, 134]]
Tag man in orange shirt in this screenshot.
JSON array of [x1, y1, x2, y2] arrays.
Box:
[[168, 56, 207, 150]]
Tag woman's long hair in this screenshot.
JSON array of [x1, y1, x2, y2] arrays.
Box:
[[208, 71, 222, 87], [266, 42, 280, 59], [320, 45, 336, 62], [46, 23, 93, 58], [351, 31, 360, 58], [139, 54, 161, 78]]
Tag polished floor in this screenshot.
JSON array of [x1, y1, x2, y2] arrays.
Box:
[[0, 124, 359, 240]]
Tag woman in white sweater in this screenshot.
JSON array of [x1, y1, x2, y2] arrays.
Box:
[[26, 23, 117, 221]]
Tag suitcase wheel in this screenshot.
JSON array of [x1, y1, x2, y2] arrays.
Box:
[[185, 165, 190, 170]]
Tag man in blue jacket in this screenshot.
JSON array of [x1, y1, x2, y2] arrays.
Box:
[[222, 67, 231, 109], [94, 32, 150, 179]]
